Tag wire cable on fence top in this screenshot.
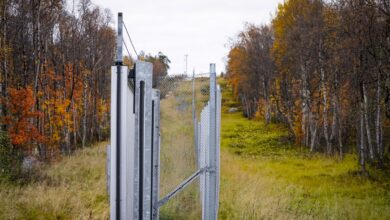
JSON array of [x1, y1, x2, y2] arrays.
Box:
[[123, 21, 139, 58], [123, 40, 132, 59]]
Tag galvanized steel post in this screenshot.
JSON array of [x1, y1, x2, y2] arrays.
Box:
[[116, 13, 123, 64], [204, 63, 218, 220], [133, 61, 154, 219], [110, 12, 128, 220], [110, 63, 133, 219], [151, 90, 161, 220]]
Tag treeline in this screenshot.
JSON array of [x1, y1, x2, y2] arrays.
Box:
[[0, 0, 115, 162], [226, 0, 389, 171]]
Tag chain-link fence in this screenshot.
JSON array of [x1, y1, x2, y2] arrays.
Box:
[[155, 73, 211, 218]]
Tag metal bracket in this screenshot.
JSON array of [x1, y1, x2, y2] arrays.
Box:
[[128, 65, 136, 113]]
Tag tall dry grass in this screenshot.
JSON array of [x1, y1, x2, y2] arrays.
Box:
[[0, 142, 109, 219]]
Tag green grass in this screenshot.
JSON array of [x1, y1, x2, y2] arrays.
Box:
[[1, 78, 389, 219], [218, 80, 390, 219], [220, 112, 390, 219]]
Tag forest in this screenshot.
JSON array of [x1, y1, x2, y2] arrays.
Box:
[[0, 0, 172, 182], [226, 0, 390, 171], [0, 0, 116, 182], [0, 0, 389, 218]]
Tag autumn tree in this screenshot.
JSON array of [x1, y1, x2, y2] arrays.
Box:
[[227, 24, 275, 120], [226, 0, 390, 171], [0, 0, 115, 162]]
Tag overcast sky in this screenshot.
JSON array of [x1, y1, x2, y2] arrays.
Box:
[[91, 0, 283, 75]]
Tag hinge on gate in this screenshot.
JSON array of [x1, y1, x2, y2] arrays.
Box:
[[205, 166, 216, 174], [128, 64, 136, 113], [128, 67, 135, 79]]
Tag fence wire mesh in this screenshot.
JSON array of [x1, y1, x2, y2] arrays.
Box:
[[155, 73, 210, 218]]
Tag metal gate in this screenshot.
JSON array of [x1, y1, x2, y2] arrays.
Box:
[[108, 13, 221, 220]]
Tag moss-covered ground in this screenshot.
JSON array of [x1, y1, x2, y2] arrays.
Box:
[[218, 79, 390, 219]]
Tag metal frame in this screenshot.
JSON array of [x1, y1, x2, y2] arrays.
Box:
[[109, 62, 221, 220], [109, 12, 220, 220], [110, 61, 154, 220]]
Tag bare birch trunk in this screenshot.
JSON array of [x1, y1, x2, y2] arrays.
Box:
[[65, 118, 70, 153], [338, 114, 343, 159], [265, 97, 271, 124], [242, 94, 251, 118], [362, 83, 374, 161], [37, 100, 45, 159], [319, 43, 331, 154], [48, 97, 53, 138], [336, 90, 343, 158], [82, 80, 87, 148], [332, 73, 343, 158], [253, 97, 258, 118], [72, 99, 77, 146], [321, 68, 331, 155], [286, 114, 295, 139], [263, 78, 271, 124], [330, 94, 337, 142], [301, 63, 310, 147], [91, 95, 97, 142], [376, 71, 383, 166], [360, 101, 366, 172], [310, 112, 318, 152]]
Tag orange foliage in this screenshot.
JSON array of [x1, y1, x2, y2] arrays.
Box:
[[41, 64, 83, 146], [226, 46, 248, 98], [4, 87, 45, 149]]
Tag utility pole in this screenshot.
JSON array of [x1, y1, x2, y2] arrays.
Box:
[[184, 54, 188, 76], [192, 69, 197, 167]]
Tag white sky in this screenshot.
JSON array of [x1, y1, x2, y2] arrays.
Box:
[[91, 0, 283, 75]]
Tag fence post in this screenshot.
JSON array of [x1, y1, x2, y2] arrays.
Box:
[[200, 104, 209, 219], [133, 61, 154, 219], [110, 63, 133, 219], [110, 60, 153, 220], [107, 145, 110, 195], [216, 85, 221, 216], [151, 90, 161, 220], [204, 63, 218, 220]]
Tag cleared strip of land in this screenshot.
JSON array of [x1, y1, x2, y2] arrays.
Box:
[[1, 80, 389, 219]]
